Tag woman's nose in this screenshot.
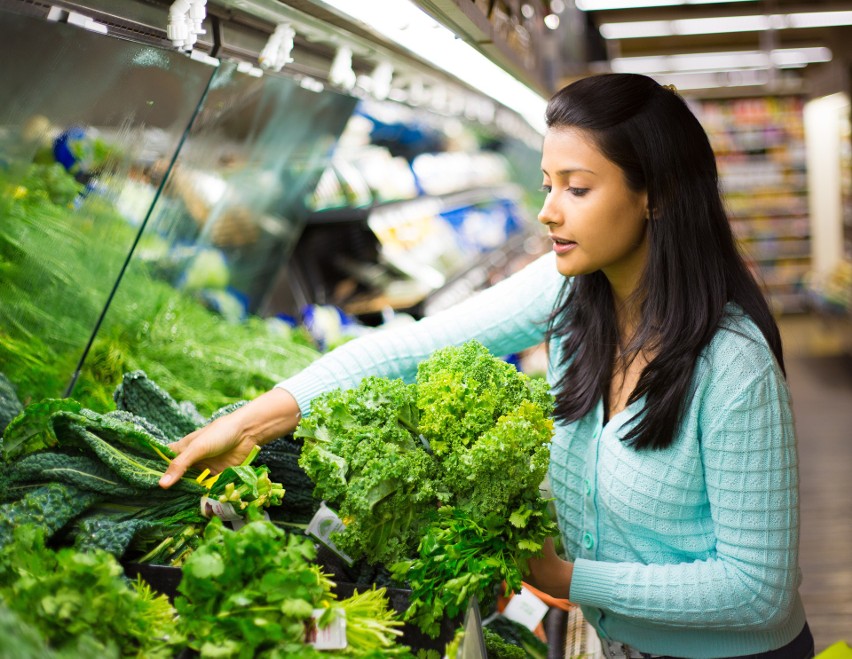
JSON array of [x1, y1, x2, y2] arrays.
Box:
[[537, 193, 560, 227]]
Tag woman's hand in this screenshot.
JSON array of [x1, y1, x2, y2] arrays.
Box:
[[158, 388, 301, 488], [524, 537, 574, 600]]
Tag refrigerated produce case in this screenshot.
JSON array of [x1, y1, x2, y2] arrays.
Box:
[[0, 0, 547, 410], [0, 2, 573, 655], [273, 103, 548, 323]]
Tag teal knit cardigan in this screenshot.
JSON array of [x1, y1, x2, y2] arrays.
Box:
[[277, 252, 806, 658]]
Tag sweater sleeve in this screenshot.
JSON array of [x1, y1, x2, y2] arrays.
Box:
[[276, 251, 563, 416], [569, 346, 800, 631]]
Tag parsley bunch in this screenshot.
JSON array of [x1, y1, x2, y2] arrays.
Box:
[[0, 525, 180, 658], [176, 516, 332, 657], [176, 516, 412, 657]]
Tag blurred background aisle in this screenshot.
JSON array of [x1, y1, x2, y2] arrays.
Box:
[[780, 316, 852, 652]]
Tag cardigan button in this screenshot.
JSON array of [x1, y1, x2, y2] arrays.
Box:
[[584, 479, 592, 496], [582, 532, 594, 549]]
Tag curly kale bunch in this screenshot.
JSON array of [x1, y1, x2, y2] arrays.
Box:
[[297, 341, 557, 619], [416, 341, 553, 512], [296, 376, 446, 565]]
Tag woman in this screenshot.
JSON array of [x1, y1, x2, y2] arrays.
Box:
[[159, 73, 812, 658]]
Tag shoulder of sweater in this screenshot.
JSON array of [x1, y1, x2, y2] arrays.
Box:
[[694, 305, 782, 397]]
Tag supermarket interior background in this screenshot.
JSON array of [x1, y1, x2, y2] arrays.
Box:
[[0, 0, 850, 656]]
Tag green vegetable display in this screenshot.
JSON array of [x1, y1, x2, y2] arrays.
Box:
[[0, 373, 23, 434], [295, 340, 558, 638], [0, 389, 284, 565], [0, 162, 320, 414], [176, 516, 412, 658], [0, 525, 181, 658]]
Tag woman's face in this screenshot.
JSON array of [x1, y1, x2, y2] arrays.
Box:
[[539, 126, 649, 300]]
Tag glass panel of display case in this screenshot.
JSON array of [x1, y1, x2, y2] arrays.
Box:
[[71, 62, 357, 414], [0, 8, 214, 405]]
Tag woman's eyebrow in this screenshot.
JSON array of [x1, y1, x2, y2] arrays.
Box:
[[541, 167, 596, 176]]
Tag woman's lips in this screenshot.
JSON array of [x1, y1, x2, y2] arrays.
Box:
[[550, 236, 577, 255]]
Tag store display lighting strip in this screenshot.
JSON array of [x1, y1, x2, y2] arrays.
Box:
[[577, 0, 756, 9], [318, 0, 547, 132], [650, 68, 771, 91], [610, 46, 832, 75], [599, 10, 852, 39]]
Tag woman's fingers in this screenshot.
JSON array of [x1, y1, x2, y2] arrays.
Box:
[[159, 445, 202, 488], [167, 426, 204, 453], [159, 425, 226, 488]]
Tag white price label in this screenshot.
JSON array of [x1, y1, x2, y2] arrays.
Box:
[[306, 502, 354, 566], [200, 495, 242, 522], [307, 608, 347, 650], [501, 587, 549, 631]]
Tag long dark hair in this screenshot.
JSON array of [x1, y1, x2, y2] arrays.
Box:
[[544, 73, 784, 450]]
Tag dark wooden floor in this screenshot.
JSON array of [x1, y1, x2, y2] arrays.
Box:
[[786, 352, 852, 652], [781, 316, 852, 652]]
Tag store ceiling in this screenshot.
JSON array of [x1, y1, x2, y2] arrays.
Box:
[[574, 0, 852, 96]]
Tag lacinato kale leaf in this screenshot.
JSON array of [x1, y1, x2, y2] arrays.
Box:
[[0, 398, 81, 461]]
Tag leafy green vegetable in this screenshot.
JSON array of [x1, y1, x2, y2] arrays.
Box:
[[0, 398, 82, 461], [59, 420, 193, 492], [0, 602, 70, 659], [0, 525, 181, 658], [0, 482, 101, 548], [392, 502, 556, 639], [6, 451, 149, 497], [0, 373, 23, 435], [482, 627, 527, 659], [177, 516, 413, 657], [113, 370, 202, 442], [176, 516, 334, 657], [295, 340, 557, 638], [257, 436, 321, 523], [334, 586, 408, 656], [484, 615, 548, 659], [72, 514, 158, 557], [296, 376, 445, 565], [0, 393, 284, 565], [0, 162, 320, 414]]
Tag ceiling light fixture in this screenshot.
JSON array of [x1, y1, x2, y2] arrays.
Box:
[[599, 10, 852, 39], [318, 0, 547, 132], [577, 0, 756, 10], [610, 46, 832, 74], [651, 68, 771, 90]]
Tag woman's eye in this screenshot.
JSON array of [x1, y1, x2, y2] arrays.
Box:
[[539, 184, 552, 193], [568, 187, 589, 197]]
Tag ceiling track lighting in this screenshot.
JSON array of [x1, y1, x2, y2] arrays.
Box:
[[599, 10, 852, 40], [577, 0, 757, 9], [611, 46, 832, 76]]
